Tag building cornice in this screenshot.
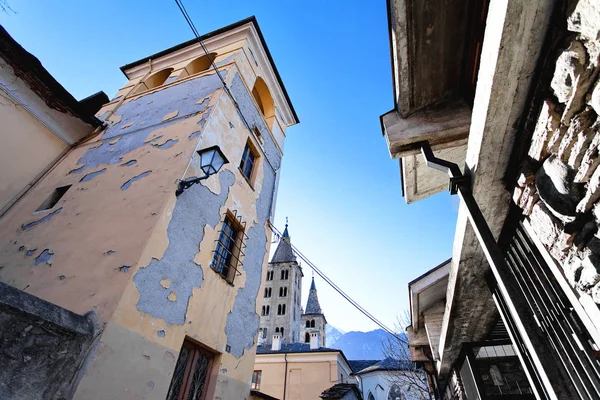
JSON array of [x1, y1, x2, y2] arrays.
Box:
[[120, 17, 298, 127]]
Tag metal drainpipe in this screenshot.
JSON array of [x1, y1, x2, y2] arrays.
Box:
[[283, 353, 288, 400], [417, 141, 554, 399]]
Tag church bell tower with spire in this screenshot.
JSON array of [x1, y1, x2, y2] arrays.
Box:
[[259, 222, 303, 345], [300, 277, 327, 347]]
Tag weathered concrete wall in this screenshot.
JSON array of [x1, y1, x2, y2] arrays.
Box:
[[0, 281, 95, 400], [513, 0, 600, 307]]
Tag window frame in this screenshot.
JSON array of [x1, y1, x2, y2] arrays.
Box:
[[251, 370, 262, 391], [210, 212, 245, 284], [239, 139, 260, 187]]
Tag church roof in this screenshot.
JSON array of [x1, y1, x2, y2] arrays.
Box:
[[352, 357, 416, 375], [305, 277, 323, 314], [320, 383, 362, 399], [257, 343, 340, 354], [270, 224, 296, 263]]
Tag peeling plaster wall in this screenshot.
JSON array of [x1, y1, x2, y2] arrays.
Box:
[[102, 66, 286, 399], [0, 35, 292, 399], [224, 72, 282, 358], [0, 71, 224, 329], [133, 170, 235, 326]]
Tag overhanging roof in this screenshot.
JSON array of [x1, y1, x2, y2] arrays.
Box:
[[0, 25, 104, 129], [120, 16, 298, 125]]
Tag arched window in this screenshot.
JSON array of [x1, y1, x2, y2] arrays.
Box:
[[178, 53, 216, 80], [251, 76, 275, 130], [261, 306, 265, 316], [305, 332, 310, 343], [368, 393, 375, 400], [388, 384, 405, 400], [265, 306, 269, 315], [306, 321, 310, 328], [279, 287, 283, 297], [280, 327, 284, 335], [275, 327, 279, 333], [310, 320, 315, 328], [132, 68, 174, 95]]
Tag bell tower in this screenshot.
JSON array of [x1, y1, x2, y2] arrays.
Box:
[[259, 222, 303, 345], [300, 277, 327, 347]]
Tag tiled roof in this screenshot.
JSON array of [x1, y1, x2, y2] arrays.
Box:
[[270, 224, 296, 263], [320, 383, 362, 399], [353, 357, 416, 375], [305, 277, 322, 314], [250, 390, 279, 400], [256, 343, 340, 354], [347, 359, 380, 373]]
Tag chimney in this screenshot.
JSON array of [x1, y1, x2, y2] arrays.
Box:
[[310, 332, 319, 350], [272, 333, 281, 351]]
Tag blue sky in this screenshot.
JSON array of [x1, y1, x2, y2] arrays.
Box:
[[1, 0, 458, 333]]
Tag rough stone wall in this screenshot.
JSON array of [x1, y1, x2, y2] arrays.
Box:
[[0, 282, 95, 400], [259, 260, 302, 345], [513, 0, 600, 304]]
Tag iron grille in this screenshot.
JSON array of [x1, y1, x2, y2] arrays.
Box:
[[210, 210, 248, 284], [502, 222, 600, 399], [166, 340, 214, 400]]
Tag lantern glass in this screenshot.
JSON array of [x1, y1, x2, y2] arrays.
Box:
[[198, 146, 228, 177]]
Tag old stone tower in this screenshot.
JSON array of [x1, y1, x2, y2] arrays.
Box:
[[258, 223, 328, 347], [259, 223, 303, 345], [300, 277, 327, 347]]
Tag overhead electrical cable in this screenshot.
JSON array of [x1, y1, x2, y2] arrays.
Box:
[[173, 0, 277, 175], [174, 0, 402, 342], [268, 221, 401, 340]]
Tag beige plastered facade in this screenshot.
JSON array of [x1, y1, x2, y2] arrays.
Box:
[[0, 21, 296, 400], [254, 352, 354, 400]]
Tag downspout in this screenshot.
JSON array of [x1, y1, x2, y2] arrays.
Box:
[[283, 353, 289, 400], [416, 141, 552, 399]]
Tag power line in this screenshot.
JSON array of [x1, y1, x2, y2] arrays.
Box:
[[173, 0, 401, 341], [173, 0, 277, 175], [267, 221, 401, 340]]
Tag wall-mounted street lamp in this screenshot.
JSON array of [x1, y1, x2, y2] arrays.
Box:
[[176, 145, 228, 196]]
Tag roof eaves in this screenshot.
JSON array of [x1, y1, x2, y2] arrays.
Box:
[[0, 26, 104, 128], [119, 16, 298, 124], [407, 257, 452, 287]]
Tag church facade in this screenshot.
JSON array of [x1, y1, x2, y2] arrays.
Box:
[[259, 223, 327, 347]]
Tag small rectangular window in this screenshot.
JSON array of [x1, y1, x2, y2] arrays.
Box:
[[36, 185, 71, 211], [251, 370, 262, 390], [166, 339, 214, 400], [211, 213, 244, 284], [253, 127, 263, 144], [239, 140, 259, 184]]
